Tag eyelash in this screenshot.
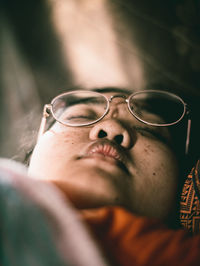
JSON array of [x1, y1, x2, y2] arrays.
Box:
[[66, 115, 97, 120]]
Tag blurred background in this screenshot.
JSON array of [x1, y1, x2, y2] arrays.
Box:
[[0, 0, 200, 163]]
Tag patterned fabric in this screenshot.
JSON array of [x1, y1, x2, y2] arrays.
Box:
[[180, 159, 200, 234]]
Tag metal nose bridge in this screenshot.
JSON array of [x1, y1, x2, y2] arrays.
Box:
[[109, 94, 128, 103], [108, 95, 129, 114], [107, 94, 129, 117]]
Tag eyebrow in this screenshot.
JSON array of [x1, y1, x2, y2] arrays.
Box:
[[67, 96, 106, 105], [92, 87, 132, 94]]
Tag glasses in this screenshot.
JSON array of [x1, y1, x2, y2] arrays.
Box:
[[37, 90, 191, 154]]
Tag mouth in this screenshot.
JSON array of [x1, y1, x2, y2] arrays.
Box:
[[79, 140, 130, 174]]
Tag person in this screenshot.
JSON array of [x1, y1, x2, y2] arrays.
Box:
[[27, 86, 200, 265]]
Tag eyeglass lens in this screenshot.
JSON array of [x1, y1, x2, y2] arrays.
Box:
[[129, 91, 185, 125], [51, 91, 185, 126], [52, 91, 108, 126]]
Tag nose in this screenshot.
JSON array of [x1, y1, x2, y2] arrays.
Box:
[[89, 119, 134, 149]]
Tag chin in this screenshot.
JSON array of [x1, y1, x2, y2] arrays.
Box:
[[49, 169, 124, 209]]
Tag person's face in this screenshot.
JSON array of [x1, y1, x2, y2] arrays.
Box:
[[28, 90, 180, 220]]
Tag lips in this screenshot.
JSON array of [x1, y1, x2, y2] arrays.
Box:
[[79, 140, 130, 174], [88, 144, 123, 160]]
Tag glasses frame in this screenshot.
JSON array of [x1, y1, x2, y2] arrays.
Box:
[[37, 90, 191, 154]]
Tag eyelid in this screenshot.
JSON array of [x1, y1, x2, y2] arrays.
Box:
[[67, 114, 96, 120]]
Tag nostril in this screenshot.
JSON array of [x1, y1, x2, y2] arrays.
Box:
[[114, 134, 123, 145], [98, 130, 107, 138]]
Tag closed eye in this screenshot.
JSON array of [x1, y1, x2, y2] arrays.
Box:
[[67, 115, 96, 120], [62, 113, 99, 124]]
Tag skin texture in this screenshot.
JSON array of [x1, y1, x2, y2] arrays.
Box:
[[28, 91, 180, 221]]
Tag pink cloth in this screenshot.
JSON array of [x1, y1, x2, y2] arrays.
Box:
[[0, 159, 109, 266]]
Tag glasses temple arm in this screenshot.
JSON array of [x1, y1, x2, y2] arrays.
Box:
[[37, 104, 51, 142], [185, 113, 191, 155]]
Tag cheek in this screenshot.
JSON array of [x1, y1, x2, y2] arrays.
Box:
[[51, 128, 90, 150], [50, 128, 88, 145], [135, 139, 179, 176], [128, 139, 179, 219], [29, 129, 89, 178]]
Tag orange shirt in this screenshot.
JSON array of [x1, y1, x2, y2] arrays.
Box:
[[83, 206, 200, 266]]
